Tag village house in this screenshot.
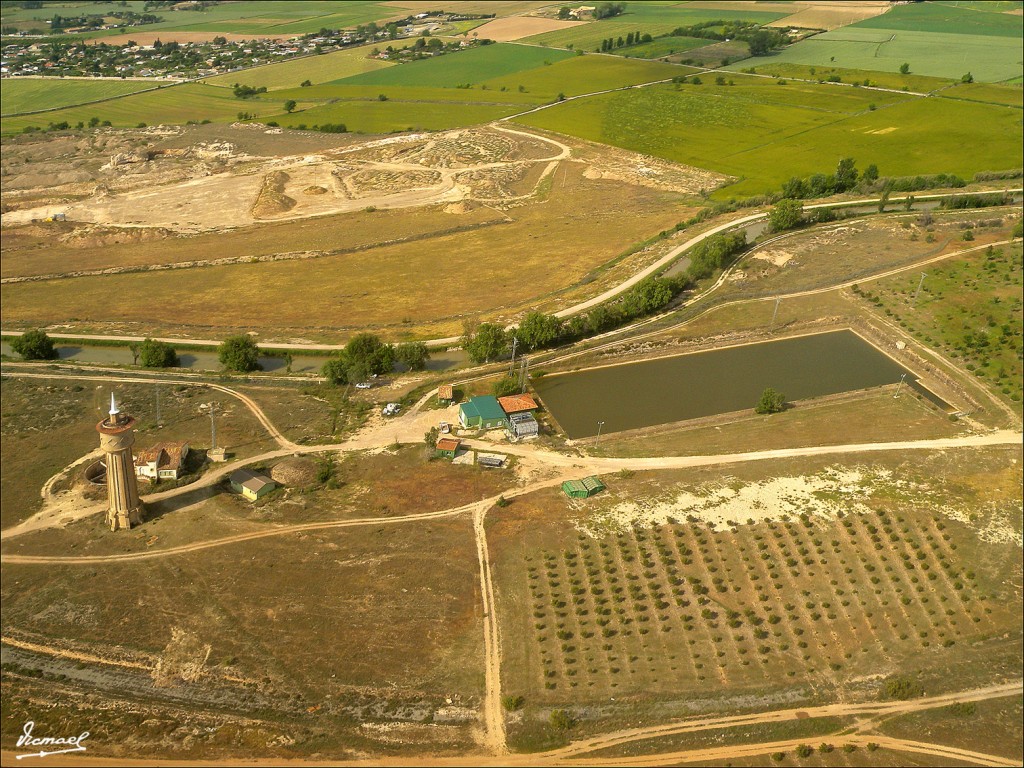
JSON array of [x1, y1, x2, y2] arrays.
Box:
[[459, 395, 508, 430], [229, 468, 276, 501], [134, 441, 189, 481]]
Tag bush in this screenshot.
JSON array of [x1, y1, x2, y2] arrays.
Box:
[[795, 744, 812, 758], [218, 335, 261, 372], [11, 329, 57, 360], [755, 387, 786, 414], [138, 338, 178, 368], [883, 676, 919, 700], [549, 709, 577, 731], [501, 694, 524, 710]]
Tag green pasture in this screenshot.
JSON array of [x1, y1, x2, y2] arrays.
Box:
[[732, 62, 954, 93], [515, 78, 1023, 197], [272, 83, 540, 106], [268, 99, 524, 134], [481, 55, 687, 100], [0, 78, 158, 116], [754, 28, 1024, 83], [521, 6, 789, 52], [939, 81, 1024, 108], [852, 1, 1022, 37], [203, 44, 392, 90], [335, 44, 575, 88], [609, 35, 709, 60], [0, 82, 270, 133], [7, 1, 403, 40]]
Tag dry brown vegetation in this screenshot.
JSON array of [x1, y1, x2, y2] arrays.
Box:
[[1, 518, 484, 759]]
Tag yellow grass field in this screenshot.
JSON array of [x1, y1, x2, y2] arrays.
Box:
[[471, 16, 588, 42]]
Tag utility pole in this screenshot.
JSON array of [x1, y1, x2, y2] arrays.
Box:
[[893, 373, 907, 398], [769, 297, 781, 331], [519, 356, 529, 393], [208, 403, 217, 450], [595, 420, 605, 448], [913, 272, 927, 306], [155, 385, 162, 426], [509, 336, 519, 377]]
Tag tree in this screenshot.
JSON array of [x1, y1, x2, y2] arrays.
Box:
[[755, 387, 786, 414], [344, 332, 395, 382], [11, 329, 57, 360], [781, 176, 807, 199], [424, 425, 439, 448], [283, 99, 297, 113], [218, 335, 261, 372], [321, 356, 349, 386], [961, 72, 973, 83], [558, 6, 571, 19], [395, 341, 430, 371], [862, 163, 879, 184], [899, 62, 910, 74], [139, 338, 178, 368], [464, 323, 509, 364], [300, 79, 312, 87], [517, 311, 563, 351], [621, 277, 674, 317], [834, 157, 858, 192], [128, 341, 141, 365], [767, 199, 803, 232], [493, 376, 520, 397]]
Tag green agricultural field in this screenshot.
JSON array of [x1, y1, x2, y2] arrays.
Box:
[[0, 78, 159, 116], [482, 55, 687, 100], [516, 77, 1023, 197], [271, 82, 541, 106], [939, 81, 1024, 108], [859, 242, 1024, 407], [733, 62, 954, 94], [9, 1, 403, 40], [606, 35, 709, 60], [521, 6, 789, 53], [336, 44, 576, 88], [852, 1, 1023, 37], [269, 99, 526, 134], [203, 44, 392, 90], [0, 82, 277, 134], [756, 28, 1023, 83]]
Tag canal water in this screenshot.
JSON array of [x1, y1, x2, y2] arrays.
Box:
[[1, 342, 467, 374], [533, 329, 915, 439]]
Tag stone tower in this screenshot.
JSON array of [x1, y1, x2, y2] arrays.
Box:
[[96, 393, 143, 531]]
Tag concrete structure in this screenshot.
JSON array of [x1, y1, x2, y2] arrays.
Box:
[[135, 441, 189, 480], [459, 396, 507, 430], [562, 476, 605, 498], [96, 393, 143, 531], [497, 393, 539, 415], [435, 437, 460, 459], [508, 411, 539, 439], [229, 468, 276, 501]]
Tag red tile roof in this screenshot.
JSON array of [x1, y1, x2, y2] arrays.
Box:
[[135, 441, 189, 471], [438, 384, 454, 399], [497, 394, 538, 414], [436, 437, 460, 451]]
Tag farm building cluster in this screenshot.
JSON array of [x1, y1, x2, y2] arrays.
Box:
[[457, 394, 540, 439]]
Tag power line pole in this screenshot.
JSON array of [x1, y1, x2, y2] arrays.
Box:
[[509, 336, 519, 377], [595, 420, 605, 448], [520, 356, 529, 393], [208, 403, 217, 450], [912, 272, 927, 306], [769, 297, 781, 331], [893, 373, 907, 399], [155, 385, 161, 426]]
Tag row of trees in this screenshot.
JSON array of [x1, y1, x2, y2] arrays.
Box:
[[321, 334, 429, 385], [598, 31, 653, 51], [9, 329, 178, 368]]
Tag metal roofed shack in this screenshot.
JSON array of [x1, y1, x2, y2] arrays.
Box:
[[561, 476, 606, 498], [229, 468, 277, 501], [459, 395, 507, 430]]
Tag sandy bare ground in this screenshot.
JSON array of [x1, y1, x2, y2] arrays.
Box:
[[470, 16, 587, 42], [767, 2, 891, 30]]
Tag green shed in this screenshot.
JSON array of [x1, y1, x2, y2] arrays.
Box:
[[561, 476, 606, 499], [459, 396, 508, 430]]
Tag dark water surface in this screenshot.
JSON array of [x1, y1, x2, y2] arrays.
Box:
[[533, 329, 913, 438]]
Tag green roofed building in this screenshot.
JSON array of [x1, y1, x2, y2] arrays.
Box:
[[562, 476, 606, 499], [459, 395, 507, 430]]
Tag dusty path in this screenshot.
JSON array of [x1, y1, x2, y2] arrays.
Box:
[[473, 501, 508, 755]]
